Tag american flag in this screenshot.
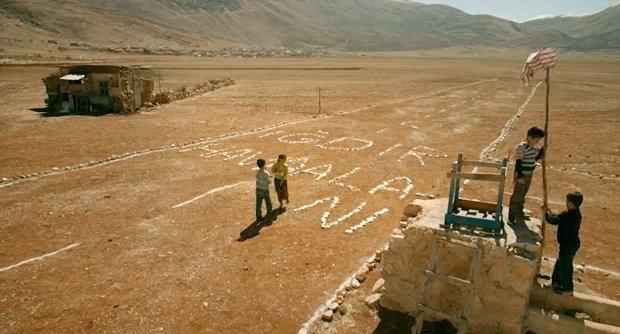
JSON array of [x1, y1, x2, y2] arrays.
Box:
[[520, 47, 558, 85]]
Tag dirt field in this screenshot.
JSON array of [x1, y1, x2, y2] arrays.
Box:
[[0, 54, 618, 333]]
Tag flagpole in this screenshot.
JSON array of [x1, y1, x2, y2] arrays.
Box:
[[521, 47, 557, 273]]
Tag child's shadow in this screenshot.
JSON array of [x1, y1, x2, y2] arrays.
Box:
[[238, 208, 286, 242]]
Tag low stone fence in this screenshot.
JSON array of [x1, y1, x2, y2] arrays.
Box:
[[152, 78, 235, 106]]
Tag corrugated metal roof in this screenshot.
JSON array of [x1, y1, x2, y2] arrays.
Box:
[[59, 74, 86, 81]]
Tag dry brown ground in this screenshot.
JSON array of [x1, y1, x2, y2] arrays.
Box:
[[0, 54, 618, 333]]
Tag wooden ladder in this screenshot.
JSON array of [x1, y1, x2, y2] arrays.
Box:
[[411, 236, 483, 334]]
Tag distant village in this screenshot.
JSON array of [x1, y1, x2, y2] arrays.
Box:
[[0, 38, 333, 63], [102, 46, 334, 58]]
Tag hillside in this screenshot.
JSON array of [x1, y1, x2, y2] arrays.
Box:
[[522, 4, 620, 50], [0, 0, 618, 52]]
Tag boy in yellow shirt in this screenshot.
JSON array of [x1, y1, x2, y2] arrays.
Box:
[[271, 154, 289, 210]]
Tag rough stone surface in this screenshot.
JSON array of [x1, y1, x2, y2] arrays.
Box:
[[403, 203, 422, 217], [381, 198, 542, 334], [372, 278, 385, 294], [351, 278, 361, 289], [322, 309, 334, 322], [356, 267, 370, 282], [365, 293, 382, 308]]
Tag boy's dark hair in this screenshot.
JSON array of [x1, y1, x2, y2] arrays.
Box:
[[527, 126, 545, 138], [567, 191, 583, 208], [278, 154, 286, 160], [257, 159, 266, 168]]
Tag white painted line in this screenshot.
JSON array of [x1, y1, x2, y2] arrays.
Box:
[[173, 182, 241, 208], [0, 243, 80, 273], [477, 81, 542, 163], [378, 143, 402, 157], [258, 130, 284, 138], [463, 82, 542, 186], [400, 121, 419, 129]]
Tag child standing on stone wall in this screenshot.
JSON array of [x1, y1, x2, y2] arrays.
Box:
[[545, 191, 583, 294], [271, 154, 289, 210], [255, 158, 272, 221], [509, 126, 545, 225]]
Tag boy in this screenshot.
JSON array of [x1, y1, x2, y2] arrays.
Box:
[[509, 126, 545, 225], [271, 154, 289, 210], [255, 158, 272, 221], [546, 191, 583, 294]]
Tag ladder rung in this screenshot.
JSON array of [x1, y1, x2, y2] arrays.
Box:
[[419, 304, 466, 325], [425, 270, 473, 287], [438, 237, 478, 249]]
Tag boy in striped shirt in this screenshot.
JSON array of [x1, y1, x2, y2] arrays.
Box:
[[508, 126, 545, 225]]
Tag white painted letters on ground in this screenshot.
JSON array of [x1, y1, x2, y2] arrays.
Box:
[[328, 167, 362, 192], [369, 177, 413, 199]]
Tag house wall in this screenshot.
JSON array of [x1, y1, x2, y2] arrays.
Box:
[[89, 73, 123, 98]]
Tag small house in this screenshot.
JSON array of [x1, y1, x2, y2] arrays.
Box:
[[43, 64, 156, 114]]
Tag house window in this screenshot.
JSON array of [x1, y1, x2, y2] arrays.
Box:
[[100, 80, 110, 96]]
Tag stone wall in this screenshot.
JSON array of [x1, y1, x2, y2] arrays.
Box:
[[380, 198, 542, 334]]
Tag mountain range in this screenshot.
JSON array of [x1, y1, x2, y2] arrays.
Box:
[[1, 0, 618, 52]]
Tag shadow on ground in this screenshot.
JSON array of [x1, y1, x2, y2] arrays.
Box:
[[238, 208, 285, 242], [373, 307, 456, 334], [512, 219, 542, 244], [30, 107, 117, 117]]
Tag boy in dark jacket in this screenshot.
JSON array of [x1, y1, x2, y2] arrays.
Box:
[[545, 191, 583, 294]]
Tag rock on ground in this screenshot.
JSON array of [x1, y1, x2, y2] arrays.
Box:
[[356, 267, 370, 282], [403, 203, 422, 217], [322, 309, 334, 322], [365, 293, 382, 308], [372, 278, 385, 294]]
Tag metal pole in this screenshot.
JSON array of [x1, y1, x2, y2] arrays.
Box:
[[318, 87, 322, 114]]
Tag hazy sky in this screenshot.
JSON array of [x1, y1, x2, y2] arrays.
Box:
[[414, 0, 618, 22]]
